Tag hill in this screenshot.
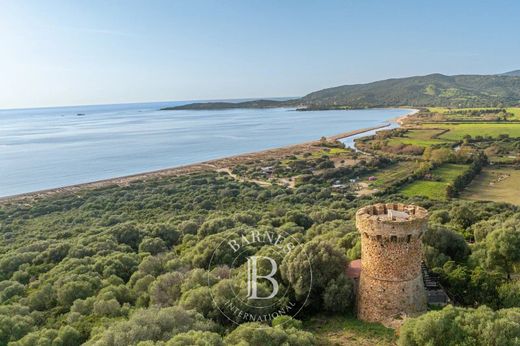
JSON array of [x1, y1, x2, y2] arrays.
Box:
[[167, 73, 520, 110], [161, 99, 289, 110], [501, 70, 520, 77], [301, 73, 520, 108]]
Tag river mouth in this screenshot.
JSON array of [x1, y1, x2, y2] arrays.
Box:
[[0, 104, 414, 197]]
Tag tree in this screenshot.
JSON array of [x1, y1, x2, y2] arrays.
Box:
[[138, 237, 167, 255], [165, 331, 223, 346], [27, 284, 56, 311], [0, 305, 35, 345], [111, 223, 142, 250], [284, 211, 314, 230], [197, 217, 235, 238], [398, 305, 520, 346], [281, 240, 348, 306], [422, 225, 470, 262], [224, 322, 315, 346], [56, 325, 83, 346], [146, 223, 180, 247], [498, 280, 520, 308], [179, 287, 218, 319], [0, 280, 25, 303], [429, 210, 450, 225], [54, 274, 101, 308], [271, 316, 303, 330], [485, 227, 520, 279], [178, 221, 199, 235], [96, 252, 139, 282], [85, 306, 216, 346], [449, 205, 477, 229], [322, 274, 355, 313], [148, 272, 184, 307]]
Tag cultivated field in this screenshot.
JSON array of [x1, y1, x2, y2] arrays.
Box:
[[461, 167, 520, 205], [422, 123, 520, 140], [399, 163, 468, 200], [362, 161, 419, 189], [387, 129, 450, 147]]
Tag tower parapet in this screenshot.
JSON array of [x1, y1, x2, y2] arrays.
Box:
[[355, 203, 428, 323]]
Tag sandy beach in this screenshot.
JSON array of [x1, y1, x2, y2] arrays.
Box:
[[0, 109, 417, 204]]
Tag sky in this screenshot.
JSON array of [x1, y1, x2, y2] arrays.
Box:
[[0, 0, 519, 109]]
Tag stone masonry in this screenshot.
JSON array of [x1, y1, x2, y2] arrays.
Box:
[[355, 203, 428, 323]]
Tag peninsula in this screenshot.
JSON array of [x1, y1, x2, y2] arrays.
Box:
[[162, 72, 520, 111]]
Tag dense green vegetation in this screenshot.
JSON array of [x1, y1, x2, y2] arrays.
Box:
[[302, 74, 520, 108], [1, 167, 519, 345], [2, 106, 520, 345], [161, 99, 287, 111], [169, 73, 520, 110], [0, 171, 365, 345]]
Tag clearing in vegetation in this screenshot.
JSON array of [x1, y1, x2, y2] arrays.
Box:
[[304, 314, 396, 346], [387, 129, 451, 147], [461, 167, 520, 205], [399, 163, 468, 200], [360, 161, 419, 190]]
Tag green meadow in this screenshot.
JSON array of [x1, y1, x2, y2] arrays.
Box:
[[422, 123, 520, 140], [399, 163, 468, 200], [387, 129, 451, 147]]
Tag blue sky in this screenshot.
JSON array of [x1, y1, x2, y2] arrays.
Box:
[[0, 0, 519, 109]]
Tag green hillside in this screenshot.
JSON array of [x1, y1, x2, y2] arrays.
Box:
[[168, 73, 520, 110], [501, 70, 520, 77], [301, 73, 520, 108]]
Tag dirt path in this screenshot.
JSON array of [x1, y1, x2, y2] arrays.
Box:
[[356, 182, 378, 196], [216, 168, 272, 187]]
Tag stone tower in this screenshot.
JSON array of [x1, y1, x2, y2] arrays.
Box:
[[355, 203, 428, 323]]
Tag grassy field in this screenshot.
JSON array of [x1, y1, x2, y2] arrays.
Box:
[[507, 108, 520, 120], [361, 161, 419, 189], [427, 107, 520, 115], [387, 129, 451, 147], [461, 167, 520, 205], [421, 123, 520, 140], [399, 163, 468, 200], [306, 147, 351, 159], [304, 314, 396, 346]]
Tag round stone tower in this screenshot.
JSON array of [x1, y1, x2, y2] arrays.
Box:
[[355, 203, 428, 323]]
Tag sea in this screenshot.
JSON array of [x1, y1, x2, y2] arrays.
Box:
[[0, 100, 411, 197]]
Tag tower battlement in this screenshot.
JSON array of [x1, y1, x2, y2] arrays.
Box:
[[356, 203, 428, 238], [355, 203, 428, 323]]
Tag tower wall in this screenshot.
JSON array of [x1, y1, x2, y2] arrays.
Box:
[[355, 203, 428, 323]]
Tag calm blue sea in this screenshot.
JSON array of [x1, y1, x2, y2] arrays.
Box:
[[0, 101, 411, 197]]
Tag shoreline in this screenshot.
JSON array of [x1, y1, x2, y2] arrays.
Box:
[[0, 109, 417, 204]]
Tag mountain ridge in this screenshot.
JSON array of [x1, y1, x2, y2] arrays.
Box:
[[501, 70, 520, 77], [162, 72, 520, 110]]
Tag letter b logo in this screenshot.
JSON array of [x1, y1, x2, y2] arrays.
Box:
[[246, 256, 279, 300]]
